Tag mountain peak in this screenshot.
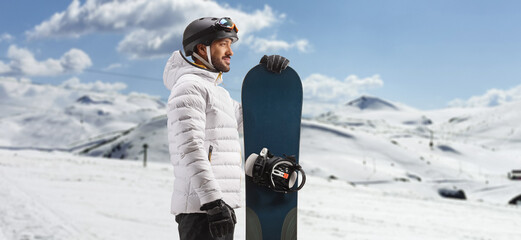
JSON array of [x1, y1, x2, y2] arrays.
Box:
[[345, 96, 399, 111], [76, 95, 112, 105]]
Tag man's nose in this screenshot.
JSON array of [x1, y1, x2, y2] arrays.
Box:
[[227, 46, 233, 56]]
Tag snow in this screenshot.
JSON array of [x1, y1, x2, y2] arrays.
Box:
[[0, 79, 165, 149], [309, 96, 521, 205], [344, 95, 401, 111], [1, 150, 521, 240], [0, 150, 175, 240], [2, 80, 521, 239]]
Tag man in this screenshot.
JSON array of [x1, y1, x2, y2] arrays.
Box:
[[163, 17, 289, 240]]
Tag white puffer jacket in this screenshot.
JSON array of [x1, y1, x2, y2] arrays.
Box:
[[163, 51, 243, 215]]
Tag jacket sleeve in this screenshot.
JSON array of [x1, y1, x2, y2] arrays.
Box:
[[233, 100, 243, 134], [167, 80, 222, 205]]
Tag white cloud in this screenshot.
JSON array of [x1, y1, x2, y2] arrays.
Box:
[[0, 33, 14, 42], [116, 28, 178, 59], [103, 63, 123, 71], [448, 84, 521, 108], [303, 73, 384, 103], [60, 77, 127, 93], [0, 76, 25, 83], [243, 36, 310, 53], [0, 45, 92, 76], [27, 0, 309, 59], [302, 73, 384, 117], [128, 91, 161, 99], [60, 48, 93, 72], [0, 61, 10, 74]]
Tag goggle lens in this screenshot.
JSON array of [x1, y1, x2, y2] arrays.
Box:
[[218, 18, 239, 33]]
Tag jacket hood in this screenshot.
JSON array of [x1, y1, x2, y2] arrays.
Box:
[[163, 50, 222, 90]]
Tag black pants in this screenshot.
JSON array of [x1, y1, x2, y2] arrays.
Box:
[[176, 213, 234, 240]]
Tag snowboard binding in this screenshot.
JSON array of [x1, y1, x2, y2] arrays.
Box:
[[245, 148, 306, 193]]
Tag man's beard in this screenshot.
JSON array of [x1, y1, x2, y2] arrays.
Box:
[[212, 55, 230, 72]]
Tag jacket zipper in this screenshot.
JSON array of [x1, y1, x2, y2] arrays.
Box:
[[208, 145, 213, 162]]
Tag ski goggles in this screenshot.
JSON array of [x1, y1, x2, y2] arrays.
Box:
[[216, 17, 239, 33]]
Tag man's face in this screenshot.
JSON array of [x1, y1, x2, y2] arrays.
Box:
[[210, 38, 233, 72]]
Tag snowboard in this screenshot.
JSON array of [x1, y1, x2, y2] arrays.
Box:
[[241, 64, 303, 240]]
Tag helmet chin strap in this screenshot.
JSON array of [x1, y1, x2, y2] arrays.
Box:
[[192, 45, 216, 71], [206, 45, 213, 66]]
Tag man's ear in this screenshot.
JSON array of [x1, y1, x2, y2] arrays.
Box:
[[196, 44, 207, 58]]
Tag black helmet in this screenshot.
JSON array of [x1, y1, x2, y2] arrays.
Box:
[[182, 17, 239, 56]]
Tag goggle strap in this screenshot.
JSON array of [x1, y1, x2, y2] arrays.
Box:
[[182, 19, 238, 47], [219, 24, 238, 33]]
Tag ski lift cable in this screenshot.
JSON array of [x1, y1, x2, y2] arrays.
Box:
[[0, 63, 241, 93]]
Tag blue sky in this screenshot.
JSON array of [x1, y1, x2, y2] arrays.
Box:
[[1, 0, 521, 114]]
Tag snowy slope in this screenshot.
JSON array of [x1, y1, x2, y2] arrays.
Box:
[[76, 115, 170, 162], [72, 96, 521, 205], [429, 101, 521, 150], [2, 80, 521, 239], [1, 149, 521, 240], [310, 96, 521, 203], [4, 79, 520, 205], [317, 95, 521, 150], [0, 79, 165, 149]]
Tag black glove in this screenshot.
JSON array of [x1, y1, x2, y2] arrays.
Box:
[[200, 199, 237, 238], [260, 55, 290, 73]]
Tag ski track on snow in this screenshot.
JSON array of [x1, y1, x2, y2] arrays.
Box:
[[0, 173, 86, 239]]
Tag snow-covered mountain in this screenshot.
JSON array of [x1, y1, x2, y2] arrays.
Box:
[[1, 79, 521, 239], [76, 115, 169, 162], [311, 95, 521, 204], [344, 95, 400, 111], [316, 95, 521, 150], [0, 79, 165, 149], [2, 80, 521, 206]]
